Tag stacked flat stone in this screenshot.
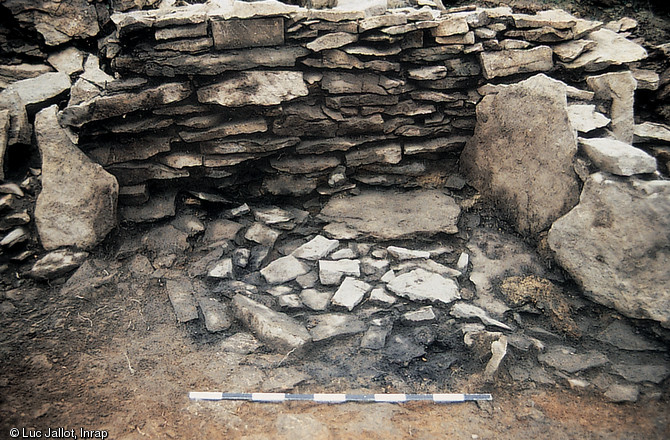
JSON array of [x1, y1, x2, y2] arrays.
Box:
[[52, 1, 652, 221]]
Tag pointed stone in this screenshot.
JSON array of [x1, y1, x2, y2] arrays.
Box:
[[34, 106, 118, 250]]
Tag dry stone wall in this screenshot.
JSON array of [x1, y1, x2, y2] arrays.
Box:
[[49, 1, 650, 222]]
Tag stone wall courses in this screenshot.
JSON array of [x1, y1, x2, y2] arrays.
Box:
[[42, 1, 652, 218]]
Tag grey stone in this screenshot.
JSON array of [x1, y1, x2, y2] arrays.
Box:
[[266, 286, 294, 298], [613, 363, 670, 384], [567, 104, 610, 133], [0, 90, 31, 145], [60, 82, 192, 127], [0, 63, 53, 89], [219, 332, 261, 355], [171, 214, 205, 237], [331, 277, 371, 311], [292, 235, 339, 261], [360, 257, 389, 277], [587, 71, 637, 144], [260, 255, 310, 284], [460, 74, 580, 235], [245, 223, 280, 248], [249, 245, 272, 271], [387, 246, 430, 260], [2, 72, 70, 109], [143, 225, 190, 256], [306, 32, 358, 52], [632, 69, 660, 90], [361, 324, 391, 349], [232, 294, 312, 353], [35, 106, 118, 250], [456, 253, 469, 272], [180, 118, 268, 143], [253, 206, 292, 225], [204, 219, 244, 243], [0, 110, 9, 180], [320, 189, 460, 240], [47, 47, 85, 75], [197, 296, 233, 332], [275, 413, 331, 439], [385, 334, 426, 365], [233, 248, 250, 268], [262, 174, 318, 196], [450, 302, 511, 330], [403, 136, 469, 155], [120, 189, 178, 223], [308, 313, 367, 342], [548, 173, 670, 327], [208, 259, 234, 279], [128, 255, 153, 277], [331, 248, 357, 260], [553, 39, 596, 62], [368, 287, 396, 306], [345, 143, 402, 167], [596, 320, 666, 351], [211, 17, 284, 50], [155, 23, 208, 41], [165, 279, 199, 323], [0, 227, 29, 247], [604, 384, 639, 403], [197, 71, 308, 107], [318, 259, 361, 285], [478, 46, 553, 80], [278, 294, 303, 309], [300, 289, 332, 311], [386, 268, 460, 305], [579, 137, 657, 176], [270, 155, 340, 174], [538, 346, 608, 373], [27, 250, 89, 280], [565, 29, 647, 71], [634, 122, 670, 144], [403, 306, 436, 323]]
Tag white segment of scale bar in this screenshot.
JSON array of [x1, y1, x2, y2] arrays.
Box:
[[189, 392, 224, 400], [313, 393, 347, 403], [432, 393, 465, 403], [374, 394, 407, 403], [251, 393, 286, 402]]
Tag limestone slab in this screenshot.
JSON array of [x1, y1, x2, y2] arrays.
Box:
[[260, 255, 310, 284], [479, 46, 553, 80], [386, 268, 460, 305], [331, 277, 371, 311], [292, 235, 339, 261], [579, 137, 657, 176], [197, 71, 307, 107]]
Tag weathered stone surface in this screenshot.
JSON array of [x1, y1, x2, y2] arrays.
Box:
[[165, 279, 199, 323], [292, 235, 339, 261], [0, 63, 53, 88], [203, 219, 243, 243], [579, 137, 657, 176], [387, 246, 430, 260], [270, 155, 340, 174], [143, 224, 189, 256], [331, 277, 371, 311], [345, 143, 402, 167], [300, 289, 332, 311], [0, 110, 9, 180], [120, 189, 177, 222], [613, 364, 670, 384], [245, 222, 280, 248], [320, 189, 460, 240], [567, 104, 610, 133], [197, 71, 307, 107], [565, 29, 647, 71], [262, 174, 318, 196], [61, 82, 192, 127], [552, 39, 596, 62], [197, 296, 233, 333], [27, 249, 89, 280], [587, 71, 636, 144], [538, 346, 608, 373], [403, 136, 468, 155], [5, 0, 100, 45], [385, 334, 426, 365], [634, 122, 670, 144], [479, 46, 553, 80], [548, 173, 670, 327], [308, 313, 367, 342], [512, 9, 577, 29], [307, 32, 358, 52], [180, 118, 268, 143], [596, 320, 666, 352], [34, 106, 117, 251], [261, 255, 310, 284], [403, 306, 436, 323], [319, 259, 360, 285], [48, 47, 85, 75], [0, 90, 31, 145], [386, 268, 460, 305], [211, 17, 284, 50], [461, 74, 580, 235], [361, 323, 390, 349], [369, 287, 396, 306], [604, 384, 639, 403], [2, 72, 71, 110], [232, 294, 312, 353]]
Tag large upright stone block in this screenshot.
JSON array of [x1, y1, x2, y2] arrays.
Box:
[[587, 71, 637, 144], [460, 74, 580, 236], [548, 173, 670, 328], [34, 105, 118, 250]]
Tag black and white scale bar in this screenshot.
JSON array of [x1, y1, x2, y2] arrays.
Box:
[[189, 392, 492, 404]]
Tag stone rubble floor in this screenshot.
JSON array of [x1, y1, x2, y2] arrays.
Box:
[[1, 188, 669, 438]]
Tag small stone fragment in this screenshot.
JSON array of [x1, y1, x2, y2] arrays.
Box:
[[368, 287, 396, 306], [245, 223, 281, 248], [604, 384, 639, 403], [387, 246, 430, 260], [27, 250, 89, 280], [300, 289, 332, 311], [208, 258, 234, 279], [292, 235, 339, 260], [386, 268, 460, 305], [579, 137, 657, 176], [165, 279, 199, 323], [308, 313, 367, 342], [260, 255, 310, 284], [318, 259, 361, 285], [197, 296, 233, 332], [402, 306, 436, 323], [331, 277, 371, 311]]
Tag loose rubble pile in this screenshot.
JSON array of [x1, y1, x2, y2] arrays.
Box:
[[0, 0, 669, 407]]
